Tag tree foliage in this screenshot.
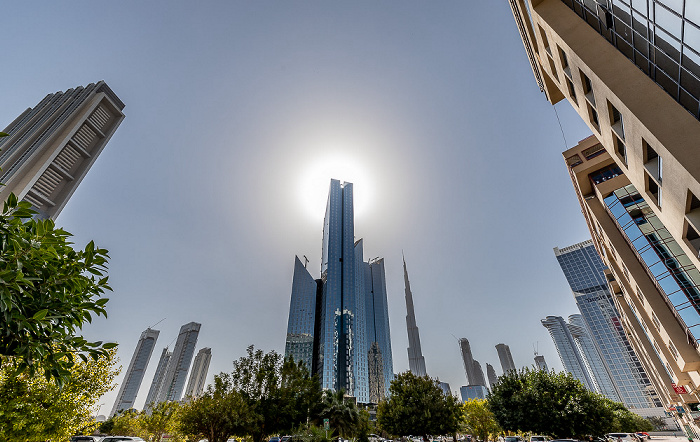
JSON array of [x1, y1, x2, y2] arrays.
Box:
[[0, 194, 114, 383], [141, 401, 182, 442], [377, 371, 462, 441], [318, 389, 360, 438], [488, 368, 651, 438], [0, 348, 119, 442], [461, 399, 501, 442], [229, 345, 322, 442]]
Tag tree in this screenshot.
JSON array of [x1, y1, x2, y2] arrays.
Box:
[[461, 399, 501, 442], [110, 409, 145, 438], [318, 389, 359, 438], [229, 345, 322, 442], [646, 416, 668, 431], [488, 368, 617, 438], [141, 401, 182, 442], [377, 371, 462, 441], [0, 348, 119, 442], [605, 400, 654, 433], [0, 194, 114, 384], [179, 373, 250, 442]]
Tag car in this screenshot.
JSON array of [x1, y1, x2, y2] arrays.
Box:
[[606, 434, 638, 442], [71, 437, 100, 442], [505, 437, 525, 442], [269, 438, 281, 442], [100, 438, 146, 442], [530, 437, 550, 442], [635, 434, 650, 441]]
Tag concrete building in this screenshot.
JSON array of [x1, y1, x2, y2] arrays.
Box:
[[0, 81, 124, 219], [486, 363, 499, 389], [507, 0, 700, 432], [404, 257, 427, 377], [184, 347, 211, 400], [460, 385, 489, 402], [156, 322, 200, 404], [534, 355, 548, 371], [495, 343, 517, 373], [542, 315, 596, 391], [144, 348, 171, 412], [110, 328, 159, 416], [459, 338, 477, 385]]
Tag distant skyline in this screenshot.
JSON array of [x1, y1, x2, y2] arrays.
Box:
[[0, 2, 595, 411]]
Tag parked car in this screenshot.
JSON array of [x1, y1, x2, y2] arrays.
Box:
[[505, 437, 525, 442], [606, 434, 638, 442], [269, 438, 281, 442], [70, 437, 100, 442], [635, 433, 650, 440], [530, 436, 550, 442], [101, 438, 145, 442]]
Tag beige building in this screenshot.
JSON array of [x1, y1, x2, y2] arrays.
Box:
[[508, 0, 700, 433]]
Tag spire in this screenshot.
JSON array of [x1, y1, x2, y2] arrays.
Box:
[[404, 256, 427, 377]]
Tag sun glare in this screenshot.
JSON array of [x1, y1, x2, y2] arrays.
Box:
[[299, 152, 373, 223]]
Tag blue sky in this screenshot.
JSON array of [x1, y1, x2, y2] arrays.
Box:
[[1, 1, 594, 411]]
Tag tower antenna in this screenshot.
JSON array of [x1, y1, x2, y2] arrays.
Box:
[[149, 318, 166, 330], [303, 255, 309, 268]]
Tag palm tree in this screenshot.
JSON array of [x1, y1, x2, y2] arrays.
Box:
[[319, 389, 359, 438]]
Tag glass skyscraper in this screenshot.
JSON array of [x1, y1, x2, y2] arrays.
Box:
[[555, 240, 662, 409], [156, 321, 201, 404], [542, 315, 597, 391], [110, 327, 159, 416], [285, 179, 393, 404]]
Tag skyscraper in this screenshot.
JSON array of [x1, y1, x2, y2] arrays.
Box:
[[460, 385, 489, 401], [534, 355, 548, 371], [486, 363, 499, 389], [495, 343, 516, 374], [184, 347, 212, 400], [144, 348, 171, 411], [459, 338, 477, 385], [156, 322, 201, 403], [404, 257, 427, 377], [542, 316, 595, 391], [507, 0, 700, 430], [439, 381, 452, 396], [555, 240, 663, 410], [284, 179, 394, 404], [110, 328, 159, 417], [472, 360, 487, 387], [0, 81, 124, 219]]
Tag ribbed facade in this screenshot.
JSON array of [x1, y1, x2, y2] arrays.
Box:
[[459, 338, 477, 385], [156, 322, 200, 403], [144, 348, 171, 411], [285, 256, 320, 372], [110, 328, 159, 416], [534, 355, 548, 371], [486, 363, 499, 389], [184, 347, 212, 400], [495, 343, 516, 373], [542, 315, 596, 391]]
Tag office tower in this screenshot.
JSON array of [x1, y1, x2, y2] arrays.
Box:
[[363, 256, 394, 403], [495, 343, 516, 373], [486, 363, 499, 389], [144, 348, 171, 411], [404, 257, 427, 377], [459, 338, 477, 385], [508, 0, 700, 430], [0, 81, 124, 219], [285, 255, 321, 372], [568, 314, 621, 402], [439, 381, 452, 396], [460, 385, 489, 402], [542, 316, 596, 391], [534, 355, 548, 371], [156, 322, 201, 403], [110, 328, 159, 417], [555, 241, 663, 411], [184, 347, 212, 400], [472, 360, 487, 387], [284, 179, 393, 404]]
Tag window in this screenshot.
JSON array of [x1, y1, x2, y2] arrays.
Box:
[[566, 78, 578, 104], [645, 170, 662, 207], [559, 46, 572, 78], [609, 101, 625, 140], [613, 133, 627, 165], [643, 140, 662, 184], [580, 71, 596, 105], [652, 312, 661, 330], [588, 103, 600, 130], [669, 341, 679, 360], [539, 25, 551, 55], [685, 190, 700, 255]]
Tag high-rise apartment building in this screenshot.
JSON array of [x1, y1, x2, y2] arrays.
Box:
[[439, 381, 452, 396], [284, 179, 394, 404], [507, 0, 700, 431], [495, 343, 517, 373], [0, 81, 124, 219], [144, 348, 171, 411], [472, 360, 487, 387], [534, 355, 549, 371], [404, 258, 427, 377], [542, 315, 596, 390], [156, 322, 200, 404], [486, 363, 499, 389], [460, 385, 489, 401], [459, 338, 477, 385], [555, 241, 663, 411], [110, 328, 159, 416], [184, 347, 212, 400]]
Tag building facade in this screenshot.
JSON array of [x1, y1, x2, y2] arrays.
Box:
[[0, 81, 124, 219], [284, 179, 394, 404], [144, 348, 171, 411], [495, 343, 517, 373], [486, 363, 499, 389], [542, 315, 597, 390], [459, 338, 477, 385], [156, 322, 201, 404], [534, 355, 549, 371], [460, 385, 489, 402], [110, 328, 159, 416], [439, 381, 452, 396], [184, 347, 212, 400], [404, 258, 427, 377]]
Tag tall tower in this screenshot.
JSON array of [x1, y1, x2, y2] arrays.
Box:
[[144, 347, 171, 411], [285, 255, 320, 373], [534, 355, 548, 371], [403, 257, 427, 377], [472, 360, 487, 387], [542, 316, 595, 391], [495, 343, 516, 374], [486, 363, 498, 390], [110, 328, 159, 416], [0, 81, 124, 219], [555, 241, 662, 409], [184, 347, 212, 400], [459, 338, 477, 385], [156, 322, 201, 403]]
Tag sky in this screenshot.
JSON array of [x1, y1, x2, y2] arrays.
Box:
[[1, 1, 596, 413]]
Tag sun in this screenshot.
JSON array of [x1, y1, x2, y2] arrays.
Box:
[[298, 152, 374, 223]]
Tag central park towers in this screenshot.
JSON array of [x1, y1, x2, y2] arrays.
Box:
[[285, 179, 393, 404]]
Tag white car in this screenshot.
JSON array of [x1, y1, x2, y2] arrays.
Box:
[[606, 434, 639, 442], [100, 438, 145, 442]]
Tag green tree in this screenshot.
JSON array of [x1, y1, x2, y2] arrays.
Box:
[[318, 389, 359, 438], [110, 408, 145, 437], [377, 371, 462, 442], [229, 345, 322, 442], [646, 416, 668, 430], [0, 194, 114, 384], [488, 368, 617, 438], [461, 399, 501, 442], [179, 373, 250, 442], [141, 400, 182, 441], [605, 400, 654, 432], [0, 348, 119, 442]]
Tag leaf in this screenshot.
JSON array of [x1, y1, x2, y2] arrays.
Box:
[[32, 309, 49, 320], [102, 342, 118, 349], [0, 132, 8, 137]]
